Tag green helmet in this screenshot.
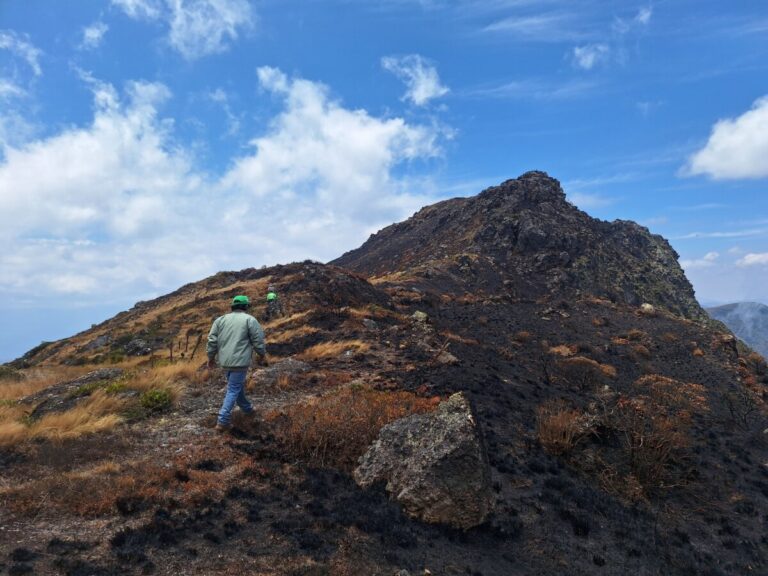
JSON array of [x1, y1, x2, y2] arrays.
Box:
[[232, 295, 250, 307]]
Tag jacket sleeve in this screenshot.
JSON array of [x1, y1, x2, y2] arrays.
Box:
[[248, 317, 266, 357], [206, 318, 220, 359]]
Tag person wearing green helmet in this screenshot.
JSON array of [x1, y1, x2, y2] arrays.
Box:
[[207, 295, 268, 431], [265, 284, 284, 321]]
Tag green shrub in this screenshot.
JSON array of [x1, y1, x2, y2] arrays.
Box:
[[0, 365, 23, 381], [104, 381, 127, 394], [140, 388, 173, 413]]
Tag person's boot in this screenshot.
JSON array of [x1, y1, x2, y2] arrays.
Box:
[[215, 422, 232, 433]]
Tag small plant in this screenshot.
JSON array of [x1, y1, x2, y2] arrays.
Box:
[[559, 356, 617, 391], [275, 373, 291, 390], [104, 381, 127, 394], [536, 400, 590, 455], [631, 344, 652, 360], [140, 389, 173, 413], [513, 331, 532, 343], [626, 329, 646, 342]]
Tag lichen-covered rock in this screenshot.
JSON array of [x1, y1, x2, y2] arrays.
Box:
[[411, 310, 429, 323], [22, 368, 124, 420], [354, 393, 492, 530]]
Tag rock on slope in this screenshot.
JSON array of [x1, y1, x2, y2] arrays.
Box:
[[708, 301, 768, 358]]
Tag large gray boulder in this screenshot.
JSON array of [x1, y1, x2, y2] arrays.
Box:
[[354, 393, 493, 530]]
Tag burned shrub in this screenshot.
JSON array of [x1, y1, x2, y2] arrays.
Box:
[[536, 400, 592, 456], [558, 356, 617, 391], [266, 385, 439, 470], [602, 375, 707, 493]]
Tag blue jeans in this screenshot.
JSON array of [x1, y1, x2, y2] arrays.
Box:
[[218, 370, 254, 426]]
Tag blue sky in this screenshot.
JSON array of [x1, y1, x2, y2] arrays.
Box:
[[1, 0, 767, 361]]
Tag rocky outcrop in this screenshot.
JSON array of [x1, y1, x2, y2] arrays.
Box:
[[333, 171, 706, 322], [354, 393, 492, 530], [22, 368, 124, 420]]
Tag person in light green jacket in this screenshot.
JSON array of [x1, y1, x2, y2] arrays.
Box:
[[207, 295, 268, 431]]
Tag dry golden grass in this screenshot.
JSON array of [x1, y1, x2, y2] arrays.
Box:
[[296, 340, 371, 361], [267, 385, 439, 469], [0, 366, 90, 401], [125, 361, 204, 399], [344, 306, 397, 320], [0, 390, 124, 446], [549, 345, 575, 357], [264, 310, 311, 330], [267, 325, 320, 344], [439, 331, 480, 346]]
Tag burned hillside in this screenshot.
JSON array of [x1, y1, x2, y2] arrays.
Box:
[[1, 173, 767, 576]]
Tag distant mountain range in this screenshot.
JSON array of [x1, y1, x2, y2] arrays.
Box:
[[707, 302, 768, 358]]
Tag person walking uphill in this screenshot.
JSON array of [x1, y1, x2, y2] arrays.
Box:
[[265, 285, 284, 321], [207, 295, 268, 432]]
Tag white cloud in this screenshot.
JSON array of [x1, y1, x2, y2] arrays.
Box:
[[566, 192, 614, 209], [483, 13, 587, 41], [0, 68, 444, 303], [674, 229, 767, 240], [167, 0, 253, 60], [112, 0, 253, 60], [680, 251, 719, 270], [223, 66, 442, 232], [685, 96, 768, 179], [381, 54, 449, 106], [571, 43, 610, 70], [634, 6, 652, 26], [737, 253, 768, 267], [81, 21, 109, 50], [636, 100, 662, 117], [0, 79, 26, 99], [111, 0, 163, 19], [208, 88, 241, 136], [0, 30, 42, 76], [467, 78, 596, 100]]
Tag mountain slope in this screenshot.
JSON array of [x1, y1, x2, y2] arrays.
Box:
[[334, 171, 705, 321], [708, 301, 768, 358]]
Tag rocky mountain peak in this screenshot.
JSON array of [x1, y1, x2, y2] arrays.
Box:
[[481, 170, 567, 205], [333, 172, 706, 321]]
